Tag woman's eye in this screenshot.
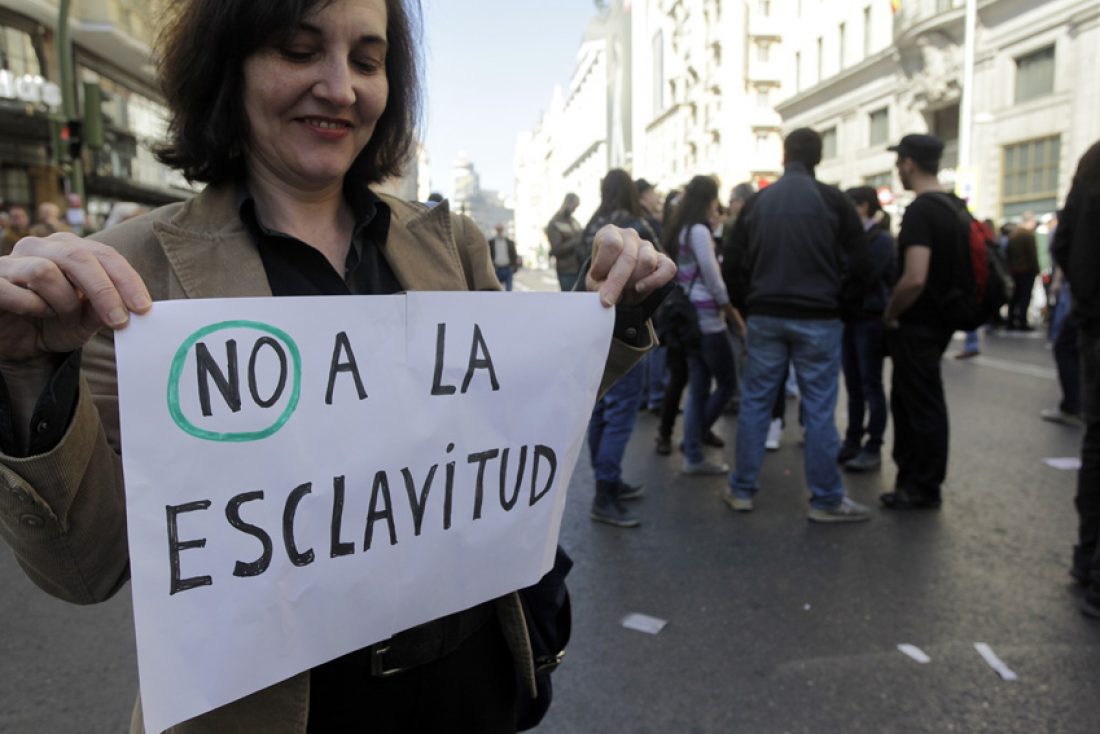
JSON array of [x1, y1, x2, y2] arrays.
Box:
[[353, 58, 382, 73], [280, 48, 315, 62]]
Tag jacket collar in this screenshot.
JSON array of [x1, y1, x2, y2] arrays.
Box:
[[151, 183, 470, 299]]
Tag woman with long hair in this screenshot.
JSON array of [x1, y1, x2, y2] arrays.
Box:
[[839, 185, 896, 471], [664, 175, 745, 476], [1053, 139, 1100, 620], [582, 169, 659, 528]]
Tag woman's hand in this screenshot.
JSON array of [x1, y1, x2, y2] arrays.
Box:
[[0, 234, 152, 365], [585, 225, 675, 307], [723, 304, 746, 338]]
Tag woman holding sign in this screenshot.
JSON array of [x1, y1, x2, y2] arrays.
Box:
[[0, 1, 674, 732]]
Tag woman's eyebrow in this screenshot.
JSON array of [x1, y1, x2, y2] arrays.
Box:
[[296, 21, 388, 48]]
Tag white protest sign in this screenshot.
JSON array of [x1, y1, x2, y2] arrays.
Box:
[[114, 293, 613, 734]]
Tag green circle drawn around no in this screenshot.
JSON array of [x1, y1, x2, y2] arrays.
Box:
[[167, 320, 302, 443]]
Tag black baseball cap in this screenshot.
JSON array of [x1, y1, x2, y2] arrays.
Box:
[[888, 134, 945, 162]]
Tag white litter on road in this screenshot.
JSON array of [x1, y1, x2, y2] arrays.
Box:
[[974, 643, 1018, 681], [1042, 457, 1083, 471], [897, 644, 931, 664], [621, 613, 668, 635]]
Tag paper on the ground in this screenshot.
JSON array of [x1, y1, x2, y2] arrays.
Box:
[[974, 643, 1018, 681], [622, 613, 668, 635], [1042, 457, 1083, 471], [897, 644, 931, 664], [114, 293, 613, 734]]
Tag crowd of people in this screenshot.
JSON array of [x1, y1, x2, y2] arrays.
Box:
[[557, 130, 1100, 621]]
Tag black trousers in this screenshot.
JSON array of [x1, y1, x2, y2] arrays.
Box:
[[1010, 273, 1036, 327], [307, 617, 517, 733], [888, 323, 953, 497], [1075, 328, 1100, 585], [658, 346, 690, 438]]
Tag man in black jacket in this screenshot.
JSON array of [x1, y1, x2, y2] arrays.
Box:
[[1052, 140, 1100, 619], [722, 128, 871, 522]]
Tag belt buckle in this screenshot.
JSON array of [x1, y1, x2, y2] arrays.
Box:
[[369, 644, 407, 678]]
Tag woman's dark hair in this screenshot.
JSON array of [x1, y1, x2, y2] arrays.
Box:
[[594, 169, 642, 219], [662, 175, 718, 262], [155, 0, 422, 185], [845, 186, 882, 216], [1072, 140, 1100, 200]]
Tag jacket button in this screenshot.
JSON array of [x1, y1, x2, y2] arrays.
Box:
[[35, 419, 50, 434], [19, 514, 45, 528], [624, 327, 639, 341]]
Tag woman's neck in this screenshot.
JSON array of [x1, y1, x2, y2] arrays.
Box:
[[247, 170, 355, 273]]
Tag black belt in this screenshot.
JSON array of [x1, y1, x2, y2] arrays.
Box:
[[363, 602, 495, 677]]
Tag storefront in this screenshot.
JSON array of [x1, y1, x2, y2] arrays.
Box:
[[0, 8, 64, 212]]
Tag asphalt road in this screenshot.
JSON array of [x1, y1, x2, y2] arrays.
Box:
[[2, 281, 1098, 732]]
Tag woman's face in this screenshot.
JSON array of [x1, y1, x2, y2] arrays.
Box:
[[706, 197, 720, 228], [242, 0, 390, 191]]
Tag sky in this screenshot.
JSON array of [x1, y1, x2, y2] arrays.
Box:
[[420, 0, 600, 199]]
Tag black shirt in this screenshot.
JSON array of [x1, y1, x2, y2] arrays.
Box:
[[896, 192, 961, 328]]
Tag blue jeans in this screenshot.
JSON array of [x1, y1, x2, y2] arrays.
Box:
[[642, 346, 667, 410], [841, 319, 887, 453], [730, 316, 845, 509], [588, 362, 644, 483], [683, 331, 736, 463], [495, 266, 514, 291], [963, 330, 980, 353]]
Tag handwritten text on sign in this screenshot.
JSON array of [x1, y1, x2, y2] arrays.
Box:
[[114, 293, 612, 734]]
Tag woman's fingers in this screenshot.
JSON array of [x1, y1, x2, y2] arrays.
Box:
[[588, 226, 675, 306], [12, 234, 151, 328]]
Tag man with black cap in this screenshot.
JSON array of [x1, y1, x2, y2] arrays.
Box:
[[881, 133, 958, 510]]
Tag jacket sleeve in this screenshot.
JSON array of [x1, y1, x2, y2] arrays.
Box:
[[722, 201, 753, 312], [835, 192, 872, 316], [0, 324, 130, 605], [1052, 188, 1076, 272]]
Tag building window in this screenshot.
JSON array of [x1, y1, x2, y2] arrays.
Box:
[[1015, 46, 1055, 104], [936, 0, 956, 10], [755, 133, 770, 153], [0, 26, 43, 76], [758, 0, 771, 16], [0, 166, 32, 206], [755, 84, 770, 108], [821, 127, 838, 159], [868, 107, 889, 146], [652, 31, 665, 115], [863, 6, 872, 57], [795, 51, 802, 92], [931, 104, 960, 142], [838, 23, 846, 70], [757, 40, 771, 63], [816, 37, 823, 82], [1002, 136, 1061, 218], [865, 171, 893, 190]]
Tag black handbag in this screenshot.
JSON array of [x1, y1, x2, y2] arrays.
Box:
[[515, 546, 573, 731], [652, 271, 701, 350]]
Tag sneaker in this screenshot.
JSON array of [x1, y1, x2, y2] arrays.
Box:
[[765, 418, 782, 451], [844, 451, 881, 472], [1040, 408, 1083, 426], [617, 481, 645, 501], [655, 434, 672, 455], [721, 489, 753, 512], [703, 430, 725, 448], [808, 496, 871, 523], [837, 442, 861, 463], [682, 459, 730, 476], [954, 349, 980, 360], [590, 481, 640, 528]]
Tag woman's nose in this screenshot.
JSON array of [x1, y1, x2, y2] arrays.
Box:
[[312, 56, 356, 108]]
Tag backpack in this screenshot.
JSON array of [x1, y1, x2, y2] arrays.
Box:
[[923, 192, 1010, 331]]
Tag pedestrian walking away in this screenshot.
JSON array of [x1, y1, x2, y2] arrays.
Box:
[[546, 193, 584, 292], [723, 128, 872, 522], [0, 2, 677, 731]]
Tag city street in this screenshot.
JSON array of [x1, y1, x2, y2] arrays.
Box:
[[2, 274, 1098, 732]]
